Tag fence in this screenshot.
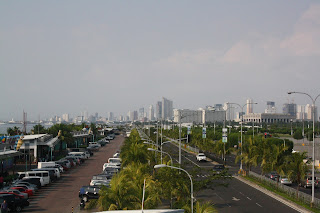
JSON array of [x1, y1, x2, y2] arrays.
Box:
[[249, 171, 320, 208]]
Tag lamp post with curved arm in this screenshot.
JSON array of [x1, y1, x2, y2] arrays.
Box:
[[154, 164, 193, 213], [228, 102, 258, 172], [288, 91, 320, 206], [148, 148, 173, 166]]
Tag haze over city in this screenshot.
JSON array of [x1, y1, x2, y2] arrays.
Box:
[[1, 1, 320, 121]]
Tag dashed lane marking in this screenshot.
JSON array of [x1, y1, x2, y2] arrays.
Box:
[[256, 203, 262, 207]]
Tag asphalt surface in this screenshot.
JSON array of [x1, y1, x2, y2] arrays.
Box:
[[23, 135, 124, 213], [161, 142, 299, 213]]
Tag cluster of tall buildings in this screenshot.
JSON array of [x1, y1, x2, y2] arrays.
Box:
[[126, 97, 173, 122]]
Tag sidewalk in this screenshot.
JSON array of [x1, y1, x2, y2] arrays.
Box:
[[234, 175, 312, 213]]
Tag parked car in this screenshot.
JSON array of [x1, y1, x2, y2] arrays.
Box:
[[265, 171, 279, 181], [196, 153, 207, 162], [0, 194, 29, 212], [20, 177, 43, 188], [300, 176, 319, 188], [3, 189, 28, 199], [79, 185, 101, 202], [103, 166, 121, 175], [280, 176, 292, 185], [113, 152, 120, 158], [212, 164, 225, 175], [10, 187, 33, 197], [90, 179, 110, 187], [0, 191, 25, 199]]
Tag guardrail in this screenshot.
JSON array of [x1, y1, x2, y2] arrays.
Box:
[[249, 171, 320, 209]]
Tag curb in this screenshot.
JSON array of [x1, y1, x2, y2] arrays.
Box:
[[234, 175, 312, 213]]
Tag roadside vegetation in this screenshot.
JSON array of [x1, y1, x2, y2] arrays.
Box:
[[96, 128, 219, 213]]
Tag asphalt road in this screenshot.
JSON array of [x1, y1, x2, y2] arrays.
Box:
[[23, 135, 124, 213], [162, 142, 299, 213]]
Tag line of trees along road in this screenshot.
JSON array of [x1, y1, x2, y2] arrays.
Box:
[[158, 126, 310, 198], [96, 129, 217, 213]]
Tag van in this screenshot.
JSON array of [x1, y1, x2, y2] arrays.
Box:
[[33, 167, 60, 179], [18, 171, 50, 186], [38, 162, 56, 169], [68, 152, 88, 159]]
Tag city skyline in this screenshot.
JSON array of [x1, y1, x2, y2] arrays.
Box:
[[1, 1, 320, 120]]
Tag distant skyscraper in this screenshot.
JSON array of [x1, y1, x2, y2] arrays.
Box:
[[224, 103, 234, 121], [149, 105, 155, 121], [214, 104, 223, 111], [162, 97, 173, 120], [156, 101, 162, 119], [108, 112, 114, 121], [62, 113, 69, 122], [246, 99, 253, 114], [296, 105, 306, 120], [133, 111, 138, 121], [283, 103, 297, 117], [139, 108, 145, 120], [265, 101, 276, 113], [306, 104, 318, 121]]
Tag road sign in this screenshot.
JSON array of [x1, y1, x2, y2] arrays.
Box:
[[222, 135, 227, 143], [222, 128, 227, 133], [202, 127, 206, 139], [187, 126, 191, 135]]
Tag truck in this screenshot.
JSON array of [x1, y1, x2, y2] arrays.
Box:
[[38, 162, 56, 169]]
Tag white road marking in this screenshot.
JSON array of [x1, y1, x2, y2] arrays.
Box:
[[214, 193, 224, 201], [239, 192, 245, 196], [256, 203, 262, 207], [232, 197, 240, 201], [247, 197, 251, 200]]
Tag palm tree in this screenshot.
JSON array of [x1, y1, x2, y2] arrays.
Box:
[[284, 152, 309, 198], [183, 201, 217, 213], [236, 137, 259, 175]]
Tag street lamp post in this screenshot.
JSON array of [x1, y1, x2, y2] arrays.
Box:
[[154, 164, 193, 213], [229, 102, 257, 172], [288, 91, 320, 206], [148, 148, 173, 166]]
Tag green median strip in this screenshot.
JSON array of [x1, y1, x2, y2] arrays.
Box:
[[243, 175, 320, 213]]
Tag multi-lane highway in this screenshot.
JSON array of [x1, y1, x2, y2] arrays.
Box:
[[161, 142, 302, 213]]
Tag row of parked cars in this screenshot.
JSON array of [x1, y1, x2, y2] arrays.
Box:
[[265, 171, 319, 188], [79, 136, 120, 206], [0, 138, 110, 212]]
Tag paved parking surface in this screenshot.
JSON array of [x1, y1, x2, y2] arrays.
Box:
[[24, 135, 124, 213]]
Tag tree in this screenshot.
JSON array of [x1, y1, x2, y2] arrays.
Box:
[[284, 152, 309, 198], [31, 124, 47, 134], [183, 201, 217, 213], [236, 137, 259, 175], [7, 126, 21, 135], [293, 129, 303, 140]]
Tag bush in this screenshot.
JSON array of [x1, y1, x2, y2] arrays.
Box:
[[293, 129, 303, 140]]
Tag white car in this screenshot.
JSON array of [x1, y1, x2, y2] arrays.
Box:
[[196, 153, 207, 162], [113, 152, 120, 158]]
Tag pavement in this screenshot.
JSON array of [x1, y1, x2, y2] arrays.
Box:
[[22, 135, 124, 213]]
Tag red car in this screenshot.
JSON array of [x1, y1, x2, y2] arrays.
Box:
[[0, 191, 24, 199], [10, 187, 33, 197]]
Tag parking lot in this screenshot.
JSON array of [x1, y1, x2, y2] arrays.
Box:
[[23, 135, 124, 213]]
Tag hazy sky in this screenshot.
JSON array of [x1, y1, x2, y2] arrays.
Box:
[[1, 1, 320, 120]]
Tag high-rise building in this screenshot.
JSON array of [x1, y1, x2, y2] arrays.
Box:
[[62, 113, 69, 122], [156, 101, 162, 119], [133, 111, 138, 121], [283, 103, 297, 117], [214, 104, 223, 111], [149, 105, 155, 121], [296, 105, 306, 120], [108, 112, 114, 121], [139, 108, 145, 120], [265, 101, 276, 113], [162, 97, 173, 120], [223, 103, 234, 121], [246, 99, 253, 114], [306, 104, 318, 121]]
